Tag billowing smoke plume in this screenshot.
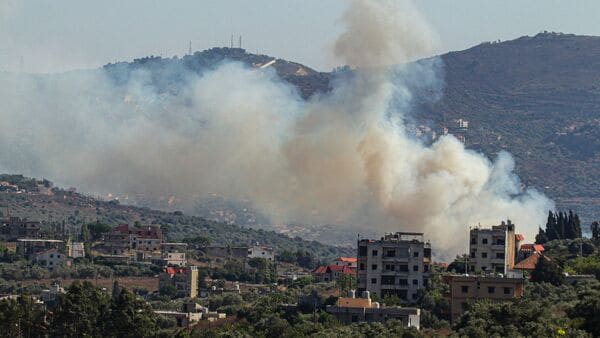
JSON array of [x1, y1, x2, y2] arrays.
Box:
[[0, 0, 552, 258]]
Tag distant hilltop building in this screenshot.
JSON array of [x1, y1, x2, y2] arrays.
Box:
[[357, 232, 432, 302]]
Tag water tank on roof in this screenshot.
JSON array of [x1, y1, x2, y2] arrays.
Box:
[[362, 291, 370, 299], [348, 290, 355, 298]]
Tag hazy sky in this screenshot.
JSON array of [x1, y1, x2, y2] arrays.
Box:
[[2, 0, 600, 73]]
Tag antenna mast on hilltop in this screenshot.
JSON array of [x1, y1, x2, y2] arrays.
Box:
[[188, 41, 192, 55]]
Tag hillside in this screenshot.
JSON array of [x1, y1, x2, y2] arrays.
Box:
[[0, 175, 353, 260], [422, 32, 600, 224], [100, 33, 600, 235]]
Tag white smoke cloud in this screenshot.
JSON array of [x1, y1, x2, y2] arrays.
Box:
[[0, 0, 552, 259]]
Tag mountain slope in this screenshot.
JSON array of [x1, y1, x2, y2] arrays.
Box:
[[0, 175, 352, 259], [100, 33, 600, 228], [420, 32, 600, 223]]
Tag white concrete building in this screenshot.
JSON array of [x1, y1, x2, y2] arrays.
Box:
[[357, 232, 431, 302], [248, 245, 274, 261], [35, 248, 71, 270]]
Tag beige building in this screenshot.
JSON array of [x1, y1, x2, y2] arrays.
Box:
[[67, 241, 85, 258], [153, 252, 187, 266], [469, 220, 517, 274], [159, 266, 199, 298], [247, 245, 275, 261], [357, 232, 431, 302], [443, 274, 524, 321], [327, 290, 420, 328]]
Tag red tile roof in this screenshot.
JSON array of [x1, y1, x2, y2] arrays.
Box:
[[165, 267, 187, 277], [520, 244, 544, 252], [336, 257, 357, 263], [433, 262, 449, 268], [515, 234, 525, 241], [514, 252, 544, 270], [312, 265, 355, 275]]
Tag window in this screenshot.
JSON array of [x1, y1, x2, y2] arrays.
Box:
[[382, 276, 395, 285], [399, 265, 408, 272], [470, 265, 475, 272], [358, 246, 367, 257], [50, 254, 54, 258], [398, 279, 408, 285], [488, 286, 495, 294], [461, 302, 468, 311], [386, 250, 396, 257], [372, 264, 378, 271], [384, 264, 395, 271], [413, 265, 419, 272], [470, 252, 475, 258], [482, 238, 488, 244], [359, 263, 365, 270], [412, 293, 418, 300], [424, 248, 431, 258], [481, 252, 487, 258], [371, 278, 377, 284], [412, 279, 418, 286], [504, 287, 511, 295], [413, 251, 419, 258], [423, 278, 429, 287], [372, 250, 378, 257], [470, 237, 477, 245], [424, 265, 429, 272], [461, 285, 469, 293], [496, 253, 505, 259]]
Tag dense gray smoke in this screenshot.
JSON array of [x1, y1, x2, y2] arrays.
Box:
[[0, 0, 552, 258]]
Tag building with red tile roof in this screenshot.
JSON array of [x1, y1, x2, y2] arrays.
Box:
[[312, 264, 356, 282], [333, 257, 357, 268], [514, 252, 546, 271]]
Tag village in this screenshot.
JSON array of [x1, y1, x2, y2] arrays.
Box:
[[1, 209, 596, 334]]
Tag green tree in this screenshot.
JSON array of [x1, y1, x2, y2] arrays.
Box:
[[105, 288, 157, 338], [568, 289, 600, 335], [531, 255, 564, 286], [80, 223, 90, 242], [591, 221, 600, 243], [535, 227, 548, 244], [88, 221, 112, 240], [0, 295, 47, 337], [50, 281, 110, 337], [337, 273, 356, 292]]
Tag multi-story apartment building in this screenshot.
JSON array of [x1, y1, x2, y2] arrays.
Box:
[[469, 220, 517, 274], [443, 274, 524, 321], [357, 232, 431, 302], [0, 217, 40, 241], [105, 224, 164, 255]]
